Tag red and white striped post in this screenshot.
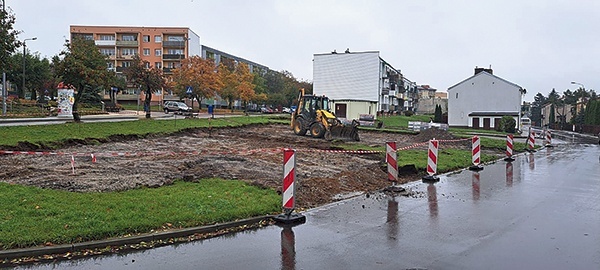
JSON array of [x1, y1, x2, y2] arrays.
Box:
[[386, 141, 398, 183], [527, 127, 536, 152], [545, 130, 553, 147], [423, 139, 440, 182], [504, 134, 515, 161], [469, 136, 484, 171], [274, 149, 306, 225]]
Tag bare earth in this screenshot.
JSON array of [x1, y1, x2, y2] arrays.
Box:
[[0, 124, 478, 208]]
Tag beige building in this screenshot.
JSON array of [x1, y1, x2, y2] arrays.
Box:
[[70, 25, 201, 104]]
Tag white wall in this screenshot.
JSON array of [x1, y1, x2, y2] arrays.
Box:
[[188, 29, 201, 57], [313, 52, 380, 101], [447, 72, 521, 127]]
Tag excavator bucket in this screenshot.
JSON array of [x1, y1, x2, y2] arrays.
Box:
[[328, 121, 360, 141]]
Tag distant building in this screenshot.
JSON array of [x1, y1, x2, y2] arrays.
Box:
[[70, 25, 267, 107], [447, 67, 524, 129], [313, 50, 417, 120]]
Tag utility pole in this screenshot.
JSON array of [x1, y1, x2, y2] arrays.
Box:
[[2, 0, 7, 115]]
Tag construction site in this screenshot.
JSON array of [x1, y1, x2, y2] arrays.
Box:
[[0, 123, 486, 208]]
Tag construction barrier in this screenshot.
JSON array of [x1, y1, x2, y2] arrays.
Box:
[[469, 136, 484, 171], [545, 130, 553, 147], [423, 139, 440, 182], [504, 134, 515, 161], [527, 128, 536, 151], [282, 149, 296, 211], [274, 149, 305, 225], [386, 141, 398, 182]]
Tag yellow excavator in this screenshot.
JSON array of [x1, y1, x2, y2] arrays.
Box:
[[291, 89, 360, 141]]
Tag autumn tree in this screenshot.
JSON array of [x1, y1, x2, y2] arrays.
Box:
[[235, 63, 256, 114], [53, 37, 113, 122], [124, 55, 165, 118], [217, 60, 255, 112], [172, 56, 221, 111]]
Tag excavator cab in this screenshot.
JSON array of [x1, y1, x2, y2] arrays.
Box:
[[291, 89, 360, 141]]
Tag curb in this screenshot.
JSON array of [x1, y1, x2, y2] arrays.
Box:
[[0, 215, 274, 261]]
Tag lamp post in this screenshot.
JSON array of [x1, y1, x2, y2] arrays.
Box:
[[22, 37, 37, 99], [571, 81, 585, 90]]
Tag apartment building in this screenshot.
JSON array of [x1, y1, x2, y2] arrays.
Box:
[[70, 25, 201, 104]]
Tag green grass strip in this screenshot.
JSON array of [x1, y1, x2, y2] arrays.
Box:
[[0, 116, 272, 148], [0, 179, 280, 249]]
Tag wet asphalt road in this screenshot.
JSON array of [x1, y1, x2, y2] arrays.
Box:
[[16, 133, 600, 270]]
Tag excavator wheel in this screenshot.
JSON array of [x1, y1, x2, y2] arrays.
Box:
[[293, 118, 307, 136], [324, 130, 333, 141], [310, 123, 326, 138]]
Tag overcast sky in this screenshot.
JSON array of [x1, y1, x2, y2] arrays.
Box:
[[8, 0, 600, 101]]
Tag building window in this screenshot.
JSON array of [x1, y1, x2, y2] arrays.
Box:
[[143, 35, 150, 42], [100, 48, 115, 55], [122, 61, 132, 67], [121, 48, 136, 55], [143, 48, 150, 56], [168, 36, 184, 41], [155, 62, 162, 69], [155, 49, 162, 56], [122, 35, 136, 41], [107, 62, 114, 69], [99, 35, 115, 41], [145, 62, 150, 69], [167, 49, 184, 55], [154, 35, 162, 43]]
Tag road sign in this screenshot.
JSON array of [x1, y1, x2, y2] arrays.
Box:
[[186, 86, 193, 94]]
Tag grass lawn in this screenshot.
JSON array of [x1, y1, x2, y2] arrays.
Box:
[[0, 116, 271, 148], [0, 179, 280, 249]]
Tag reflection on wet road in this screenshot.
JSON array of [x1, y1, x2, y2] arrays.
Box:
[[21, 139, 600, 270]]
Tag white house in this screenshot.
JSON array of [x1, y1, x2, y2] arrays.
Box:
[[447, 67, 524, 129], [313, 50, 417, 120]]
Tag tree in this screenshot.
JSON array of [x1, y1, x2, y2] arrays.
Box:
[[497, 115, 516, 133], [6, 52, 52, 101], [549, 104, 556, 125], [434, 104, 442, 122], [124, 55, 165, 118], [216, 61, 255, 112], [0, 5, 21, 83], [172, 56, 221, 111], [53, 37, 113, 122], [530, 92, 547, 127]]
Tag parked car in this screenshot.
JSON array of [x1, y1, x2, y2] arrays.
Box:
[[164, 101, 192, 114], [282, 107, 291, 114], [260, 107, 274, 114]]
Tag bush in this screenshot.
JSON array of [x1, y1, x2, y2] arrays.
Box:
[[498, 116, 516, 133], [403, 110, 414, 117]]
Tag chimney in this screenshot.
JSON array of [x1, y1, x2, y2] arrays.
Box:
[[474, 66, 493, 75]]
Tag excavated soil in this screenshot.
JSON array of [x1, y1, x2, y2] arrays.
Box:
[[0, 124, 485, 208]]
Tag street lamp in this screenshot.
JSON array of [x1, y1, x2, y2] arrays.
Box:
[[22, 37, 37, 99], [571, 81, 585, 90]]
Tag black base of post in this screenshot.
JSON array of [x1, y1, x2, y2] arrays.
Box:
[[422, 175, 439, 183], [273, 213, 306, 225], [545, 144, 554, 148], [469, 164, 484, 171], [504, 156, 515, 162], [526, 148, 537, 153]]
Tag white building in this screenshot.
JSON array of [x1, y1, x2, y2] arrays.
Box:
[[313, 50, 416, 120], [447, 67, 524, 129]]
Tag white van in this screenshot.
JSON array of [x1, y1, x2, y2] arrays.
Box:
[[520, 117, 531, 132]]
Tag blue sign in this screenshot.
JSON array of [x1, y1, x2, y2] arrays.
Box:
[[186, 86, 193, 94]]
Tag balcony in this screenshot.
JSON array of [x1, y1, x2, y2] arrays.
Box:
[[163, 41, 185, 48], [116, 67, 129, 72], [163, 54, 185, 60], [120, 54, 135, 60], [116, 40, 139, 46], [163, 68, 172, 73], [95, 40, 116, 46]]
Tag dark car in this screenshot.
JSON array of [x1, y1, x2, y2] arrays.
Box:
[[164, 101, 192, 114]]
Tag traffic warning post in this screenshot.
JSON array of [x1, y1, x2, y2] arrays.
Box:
[[527, 127, 536, 152], [422, 139, 440, 182], [545, 130, 554, 148], [469, 136, 484, 171], [274, 149, 306, 225], [386, 141, 398, 183], [504, 134, 515, 161]]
